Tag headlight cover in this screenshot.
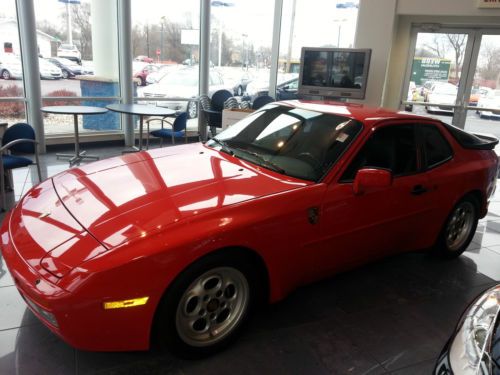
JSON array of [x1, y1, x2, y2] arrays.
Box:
[[449, 285, 500, 374]]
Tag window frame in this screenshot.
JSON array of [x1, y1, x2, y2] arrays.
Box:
[[338, 121, 423, 183], [418, 122, 454, 171]]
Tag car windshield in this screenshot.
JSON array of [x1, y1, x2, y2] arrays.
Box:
[[207, 104, 363, 182]]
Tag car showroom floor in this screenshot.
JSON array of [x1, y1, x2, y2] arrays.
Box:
[[0, 141, 499, 375]]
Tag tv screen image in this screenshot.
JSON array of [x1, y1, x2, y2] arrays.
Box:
[[298, 47, 371, 99]]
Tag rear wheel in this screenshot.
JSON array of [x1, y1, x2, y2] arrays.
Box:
[[155, 252, 259, 358], [187, 100, 198, 119], [1, 70, 11, 80], [434, 195, 479, 258]]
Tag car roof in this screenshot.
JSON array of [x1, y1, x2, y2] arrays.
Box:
[[277, 100, 434, 125]]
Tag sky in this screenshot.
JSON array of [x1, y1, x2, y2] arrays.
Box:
[[2, 0, 359, 59]]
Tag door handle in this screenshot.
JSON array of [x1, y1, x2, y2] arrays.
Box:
[[411, 185, 428, 195]]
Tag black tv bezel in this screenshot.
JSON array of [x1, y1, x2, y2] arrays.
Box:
[[298, 47, 371, 100]]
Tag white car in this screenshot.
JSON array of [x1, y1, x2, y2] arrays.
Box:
[[477, 89, 500, 119], [425, 82, 458, 113], [138, 68, 227, 119], [39, 58, 62, 80], [0, 54, 22, 80], [57, 44, 81, 64]]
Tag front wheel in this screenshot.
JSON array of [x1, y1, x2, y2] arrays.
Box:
[[434, 196, 479, 258], [62, 70, 69, 79], [187, 100, 198, 119], [1, 70, 11, 80], [155, 252, 257, 358]]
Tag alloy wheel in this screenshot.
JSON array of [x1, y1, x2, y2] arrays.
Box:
[[175, 267, 249, 347], [445, 201, 475, 252]]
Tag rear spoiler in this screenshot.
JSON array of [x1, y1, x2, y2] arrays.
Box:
[[442, 123, 499, 150], [469, 133, 499, 150]]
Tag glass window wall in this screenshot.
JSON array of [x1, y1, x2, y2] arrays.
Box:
[[133, 0, 201, 134], [34, 0, 120, 135], [276, 0, 359, 100], [0, 0, 27, 124]]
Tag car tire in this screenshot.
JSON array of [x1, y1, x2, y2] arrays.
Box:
[[155, 251, 261, 359], [62, 70, 69, 79], [187, 101, 198, 119], [237, 85, 243, 96], [1, 70, 11, 80], [434, 195, 479, 259]]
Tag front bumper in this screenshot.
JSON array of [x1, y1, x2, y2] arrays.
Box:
[[0, 210, 155, 352]]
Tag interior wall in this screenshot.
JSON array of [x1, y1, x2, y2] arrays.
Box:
[[355, 0, 500, 109], [353, 0, 397, 107]]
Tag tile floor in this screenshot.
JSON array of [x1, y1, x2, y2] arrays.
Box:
[[0, 142, 499, 374]]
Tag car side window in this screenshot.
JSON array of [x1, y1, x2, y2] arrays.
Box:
[[340, 124, 418, 181], [421, 124, 453, 169]]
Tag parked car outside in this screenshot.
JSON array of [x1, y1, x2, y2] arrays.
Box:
[[477, 89, 500, 119], [38, 58, 62, 80], [2, 101, 498, 359], [245, 73, 299, 100], [469, 87, 492, 106], [145, 64, 181, 85], [133, 63, 160, 86], [425, 82, 458, 113], [57, 44, 81, 64], [139, 67, 228, 118], [0, 54, 22, 80], [221, 69, 255, 96], [404, 81, 418, 112], [434, 284, 500, 375], [46, 57, 89, 79], [134, 55, 154, 63]]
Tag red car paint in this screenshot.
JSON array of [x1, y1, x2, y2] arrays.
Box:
[[1, 100, 497, 351]]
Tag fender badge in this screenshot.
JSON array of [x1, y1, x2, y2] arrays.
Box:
[[38, 212, 51, 219]]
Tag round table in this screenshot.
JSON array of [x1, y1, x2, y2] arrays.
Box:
[[41, 105, 108, 165], [106, 104, 175, 151]]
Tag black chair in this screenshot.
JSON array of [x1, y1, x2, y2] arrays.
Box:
[[252, 95, 275, 110], [0, 123, 41, 211], [147, 112, 189, 147], [201, 89, 233, 136]]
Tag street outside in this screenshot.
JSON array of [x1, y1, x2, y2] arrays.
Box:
[[2, 76, 500, 140]]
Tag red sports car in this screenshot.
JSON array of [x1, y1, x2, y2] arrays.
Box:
[[1, 101, 498, 358]]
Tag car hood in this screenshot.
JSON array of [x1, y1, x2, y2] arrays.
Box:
[[51, 143, 308, 249]]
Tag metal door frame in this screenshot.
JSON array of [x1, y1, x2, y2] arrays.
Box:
[[400, 25, 500, 129], [400, 23, 480, 129]]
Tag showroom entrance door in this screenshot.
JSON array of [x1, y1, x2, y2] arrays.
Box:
[[401, 26, 500, 138]]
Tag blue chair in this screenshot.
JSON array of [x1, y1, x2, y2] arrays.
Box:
[[147, 112, 188, 147], [201, 89, 233, 136], [252, 95, 275, 110], [0, 123, 41, 211]]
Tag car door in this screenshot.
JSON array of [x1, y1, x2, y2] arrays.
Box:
[[315, 121, 437, 276]]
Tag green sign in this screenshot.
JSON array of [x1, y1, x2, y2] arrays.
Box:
[[411, 57, 451, 85]]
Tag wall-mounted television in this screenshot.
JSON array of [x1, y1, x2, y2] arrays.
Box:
[[298, 47, 371, 100]]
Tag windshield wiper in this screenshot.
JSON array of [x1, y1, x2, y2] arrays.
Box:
[[235, 149, 286, 174], [209, 138, 234, 156]]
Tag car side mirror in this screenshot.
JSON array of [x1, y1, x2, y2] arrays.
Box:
[[353, 168, 392, 195]]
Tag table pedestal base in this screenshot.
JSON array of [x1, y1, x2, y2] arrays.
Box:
[[57, 151, 100, 166]]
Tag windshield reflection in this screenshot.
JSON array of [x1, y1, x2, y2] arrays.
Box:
[[208, 104, 363, 182]]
